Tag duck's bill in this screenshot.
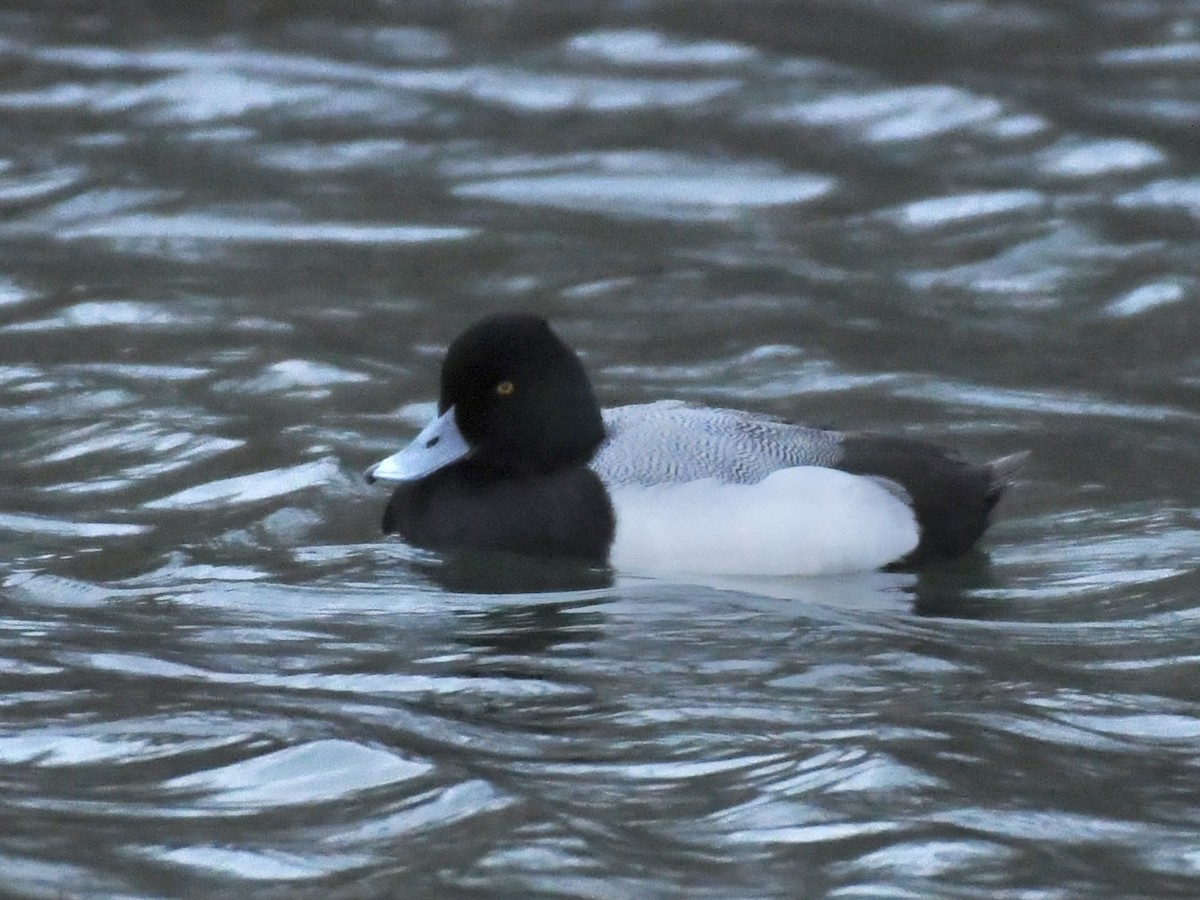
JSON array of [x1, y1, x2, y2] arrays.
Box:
[[365, 405, 471, 484]]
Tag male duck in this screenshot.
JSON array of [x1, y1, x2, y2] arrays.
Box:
[[366, 314, 1026, 575]]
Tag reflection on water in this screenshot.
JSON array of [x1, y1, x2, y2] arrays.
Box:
[[2, 0, 1200, 896]]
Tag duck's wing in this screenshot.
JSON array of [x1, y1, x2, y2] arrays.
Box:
[[594, 403, 1029, 567], [592, 400, 842, 487]]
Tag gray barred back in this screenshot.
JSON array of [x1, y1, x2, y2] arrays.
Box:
[[591, 401, 844, 487]]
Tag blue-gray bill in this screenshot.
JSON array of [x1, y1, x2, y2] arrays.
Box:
[[365, 405, 471, 484]]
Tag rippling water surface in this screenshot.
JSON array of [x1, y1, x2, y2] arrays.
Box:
[[2, 1, 1200, 896]]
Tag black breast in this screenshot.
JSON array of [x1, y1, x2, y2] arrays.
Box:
[[383, 464, 615, 563]]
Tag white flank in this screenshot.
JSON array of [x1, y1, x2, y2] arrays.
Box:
[[607, 467, 920, 576]]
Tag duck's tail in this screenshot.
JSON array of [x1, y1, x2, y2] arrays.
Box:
[[985, 450, 1031, 507]]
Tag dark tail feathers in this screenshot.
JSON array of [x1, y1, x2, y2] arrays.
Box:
[[985, 451, 1031, 508]]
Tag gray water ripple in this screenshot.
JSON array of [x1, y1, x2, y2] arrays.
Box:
[[163, 739, 435, 811], [2, 2, 1200, 897], [564, 29, 760, 70], [452, 151, 838, 221]]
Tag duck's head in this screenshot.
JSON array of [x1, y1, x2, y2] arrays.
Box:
[[367, 314, 606, 483]]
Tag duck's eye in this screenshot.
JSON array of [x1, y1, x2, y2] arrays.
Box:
[[495, 380, 515, 397]]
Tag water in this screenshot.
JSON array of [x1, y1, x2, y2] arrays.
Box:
[[1, 1, 1199, 896]]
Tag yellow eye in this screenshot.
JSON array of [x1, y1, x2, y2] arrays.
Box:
[[495, 380, 515, 397]]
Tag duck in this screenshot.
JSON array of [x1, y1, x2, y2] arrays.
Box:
[[365, 313, 1027, 576]]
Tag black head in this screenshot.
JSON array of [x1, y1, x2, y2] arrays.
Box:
[[439, 314, 606, 477]]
